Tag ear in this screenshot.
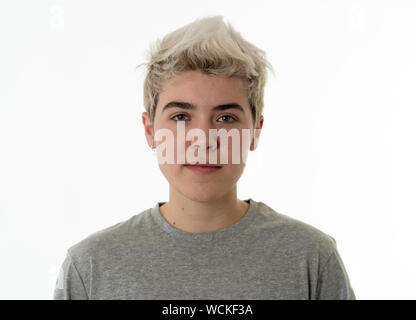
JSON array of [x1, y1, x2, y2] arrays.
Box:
[[142, 112, 155, 148], [250, 115, 264, 151]]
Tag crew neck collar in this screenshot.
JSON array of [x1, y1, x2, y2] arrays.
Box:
[[150, 198, 257, 243]]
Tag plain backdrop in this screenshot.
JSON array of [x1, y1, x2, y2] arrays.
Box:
[[0, 0, 415, 299]]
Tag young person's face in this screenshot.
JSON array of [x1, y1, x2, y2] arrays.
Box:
[[143, 70, 263, 202]]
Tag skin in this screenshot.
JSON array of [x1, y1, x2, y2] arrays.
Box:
[[142, 70, 263, 233]]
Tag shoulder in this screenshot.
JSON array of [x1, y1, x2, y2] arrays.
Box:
[[67, 207, 153, 263], [251, 199, 337, 258]]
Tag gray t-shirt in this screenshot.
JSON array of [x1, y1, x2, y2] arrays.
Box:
[[53, 198, 356, 300]]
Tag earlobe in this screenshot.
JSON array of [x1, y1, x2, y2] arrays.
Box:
[[250, 129, 261, 151]]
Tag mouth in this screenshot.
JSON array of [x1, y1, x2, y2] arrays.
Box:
[[183, 163, 222, 174]]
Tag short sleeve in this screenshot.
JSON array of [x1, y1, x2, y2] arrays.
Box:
[[53, 250, 89, 300], [315, 246, 356, 300]]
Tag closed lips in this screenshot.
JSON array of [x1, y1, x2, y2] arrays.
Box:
[[185, 164, 222, 167]]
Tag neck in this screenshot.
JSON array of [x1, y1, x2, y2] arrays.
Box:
[[159, 186, 249, 233]]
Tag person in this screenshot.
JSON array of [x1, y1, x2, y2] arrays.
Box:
[[53, 15, 356, 300]]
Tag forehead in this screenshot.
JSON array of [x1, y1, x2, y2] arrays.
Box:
[[159, 70, 248, 106]]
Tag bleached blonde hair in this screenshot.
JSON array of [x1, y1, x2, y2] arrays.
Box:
[[137, 15, 275, 128]]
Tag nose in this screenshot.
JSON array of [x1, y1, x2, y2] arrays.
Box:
[[188, 133, 218, 151], [187, 119, 219, 151]]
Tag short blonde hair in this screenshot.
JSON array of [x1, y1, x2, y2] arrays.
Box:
[[137, 15, 275, 128]]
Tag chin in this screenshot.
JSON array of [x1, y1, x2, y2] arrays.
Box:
[[180, 186, 223, 203]]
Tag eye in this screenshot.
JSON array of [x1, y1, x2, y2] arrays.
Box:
[[218, 115, 237, 123], [171, 114, 189, 121]]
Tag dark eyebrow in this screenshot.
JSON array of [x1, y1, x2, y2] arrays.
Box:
[[162, 101, 245, 114]]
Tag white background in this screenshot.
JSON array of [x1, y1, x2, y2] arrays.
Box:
[[1, 0, 415, 299]]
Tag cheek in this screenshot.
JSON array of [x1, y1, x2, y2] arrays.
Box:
[[220, 129, 251, 165], [158, 164, 179, 183]]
